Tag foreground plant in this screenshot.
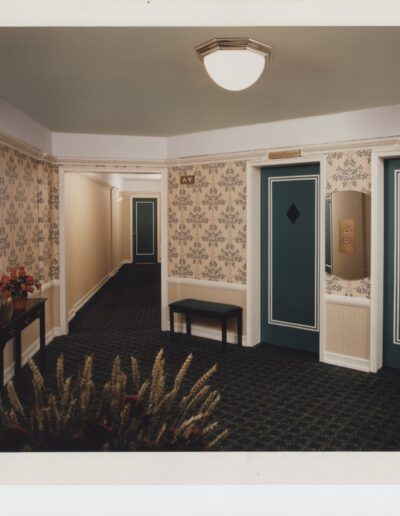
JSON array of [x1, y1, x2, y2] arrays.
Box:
[[0, 350, 228, 451]]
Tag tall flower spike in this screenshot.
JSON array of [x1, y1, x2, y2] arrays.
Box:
[[56, 355, 65, 398], [130, 356, 140, 393]]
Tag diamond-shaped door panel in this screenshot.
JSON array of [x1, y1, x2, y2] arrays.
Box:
[[286, 203, 300, 224]]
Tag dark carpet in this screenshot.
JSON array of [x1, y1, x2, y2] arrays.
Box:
[[11, 264, 400, 451]]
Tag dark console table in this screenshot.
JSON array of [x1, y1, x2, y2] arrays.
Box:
[[169, 298, 243, 351], [0, 298, 46, 390]]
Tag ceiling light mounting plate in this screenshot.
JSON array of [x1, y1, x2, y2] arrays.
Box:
[[195, 37, 272, 61]]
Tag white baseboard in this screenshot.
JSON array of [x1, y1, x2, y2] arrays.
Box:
[[323, 351, 370, 373], [167, 321, 247, 347], [3, 326, 62, 386], [68, 260, 128, 321]]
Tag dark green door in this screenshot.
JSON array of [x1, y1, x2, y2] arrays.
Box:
[[383, 159, 400, 368], [261, 164, 320, 353], [133, 198, 158, 264]]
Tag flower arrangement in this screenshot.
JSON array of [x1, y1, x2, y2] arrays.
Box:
[[0, 349, 228, 451], [0, 266, 41, 309]]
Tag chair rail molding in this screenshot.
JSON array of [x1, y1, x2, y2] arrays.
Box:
[[167, 276, 247, 292]]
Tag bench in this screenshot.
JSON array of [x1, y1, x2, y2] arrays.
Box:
[[169, 298, 243, 351]]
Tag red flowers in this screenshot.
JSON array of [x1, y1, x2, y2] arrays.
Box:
[[0, 266, 41, 301]]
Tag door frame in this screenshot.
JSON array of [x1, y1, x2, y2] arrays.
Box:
[[370, 148, 400, 372], [246, 155, 326, 361], [58, 166, 169, 337], [129, 193, 161, 263]]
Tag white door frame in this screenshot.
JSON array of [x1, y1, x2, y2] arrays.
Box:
[[246, 155, 326, 361], [370, 147, 400, 372], [58, 166, 169, 336]]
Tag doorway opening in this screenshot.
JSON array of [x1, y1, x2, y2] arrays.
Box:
[[58, 168, 168, 337]]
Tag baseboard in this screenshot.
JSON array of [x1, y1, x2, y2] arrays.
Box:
[[323, 351, 370, 373], [167, 322, 247, 346], [68, 260, 127, 321], [3, 326, 62, 386]]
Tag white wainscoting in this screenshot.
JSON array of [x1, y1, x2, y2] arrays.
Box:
[[324, 295, 371, 371]]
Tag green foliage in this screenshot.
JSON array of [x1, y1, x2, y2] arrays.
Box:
[[0, 350, 228, 451]]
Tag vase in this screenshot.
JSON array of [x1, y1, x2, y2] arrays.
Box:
[[13, 296, 27, 310]]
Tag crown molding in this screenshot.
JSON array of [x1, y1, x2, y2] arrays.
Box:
[[2, 129, 400, 169], [57, 158, 167, 172], [0, 129, 57, 163]]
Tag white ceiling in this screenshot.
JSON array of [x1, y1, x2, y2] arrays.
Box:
[[0, 27, 400, 137]]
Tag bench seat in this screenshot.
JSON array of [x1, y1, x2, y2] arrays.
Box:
[[169, 298, 243, 350]]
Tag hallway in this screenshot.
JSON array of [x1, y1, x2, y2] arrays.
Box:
[[10, 263, 400, 451]]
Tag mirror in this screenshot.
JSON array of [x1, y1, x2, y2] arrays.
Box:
[[325, 191, 371, 280]]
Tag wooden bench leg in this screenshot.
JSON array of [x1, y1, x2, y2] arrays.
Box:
[[221, 318, 227, 352], [237, 310, 243, 347], [186, 314, 192, 336], [169, 308, 175, 341]]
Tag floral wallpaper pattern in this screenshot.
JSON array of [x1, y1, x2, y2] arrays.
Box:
[[0, 146, 59, 283], [325, 149, 371, 298], [168, 161, 246, 284]]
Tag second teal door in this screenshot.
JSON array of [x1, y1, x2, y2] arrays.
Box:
[[133, 198, 158, 264], [261, 164, 320, 353], [383, 158, 400, 368]]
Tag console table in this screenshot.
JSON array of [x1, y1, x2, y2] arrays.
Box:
[[0, 298, 46, 390], [169, 298, 243, 351]]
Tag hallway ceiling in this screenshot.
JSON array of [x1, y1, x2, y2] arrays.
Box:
[[0, 27, 400, 137]]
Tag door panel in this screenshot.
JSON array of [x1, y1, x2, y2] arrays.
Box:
[[383, 159, 400, 368], [261, 164, 320, 353], [133, 198, 157, 263]]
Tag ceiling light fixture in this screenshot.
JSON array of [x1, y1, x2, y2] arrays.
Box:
[[195, 37, 272, 92]]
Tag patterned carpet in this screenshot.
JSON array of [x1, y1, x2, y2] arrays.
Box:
[[10, 264, 400, 451]]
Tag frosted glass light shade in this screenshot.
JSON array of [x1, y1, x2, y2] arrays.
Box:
[[195, 38, 272, 92], [203, 49, 266, 91]]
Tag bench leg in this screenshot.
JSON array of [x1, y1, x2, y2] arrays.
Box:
[[237, 310, 243, 347], [169, 308, 175, 341], [221, 318, 227, 352], [186, 314, 192, 336]]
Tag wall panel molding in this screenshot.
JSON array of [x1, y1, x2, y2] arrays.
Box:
[[325, 301, 370, 362]]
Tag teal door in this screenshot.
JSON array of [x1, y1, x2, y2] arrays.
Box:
[[261, 164, 320, 353], [133, 198, 158, 264], [383, 159, 400, 368]]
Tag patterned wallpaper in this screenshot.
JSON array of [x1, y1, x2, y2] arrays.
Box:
[[168, 161, 246, 284], [325, 149, 371, 298], [0, 146, 59, 283], [168, 150, 372, 298]]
